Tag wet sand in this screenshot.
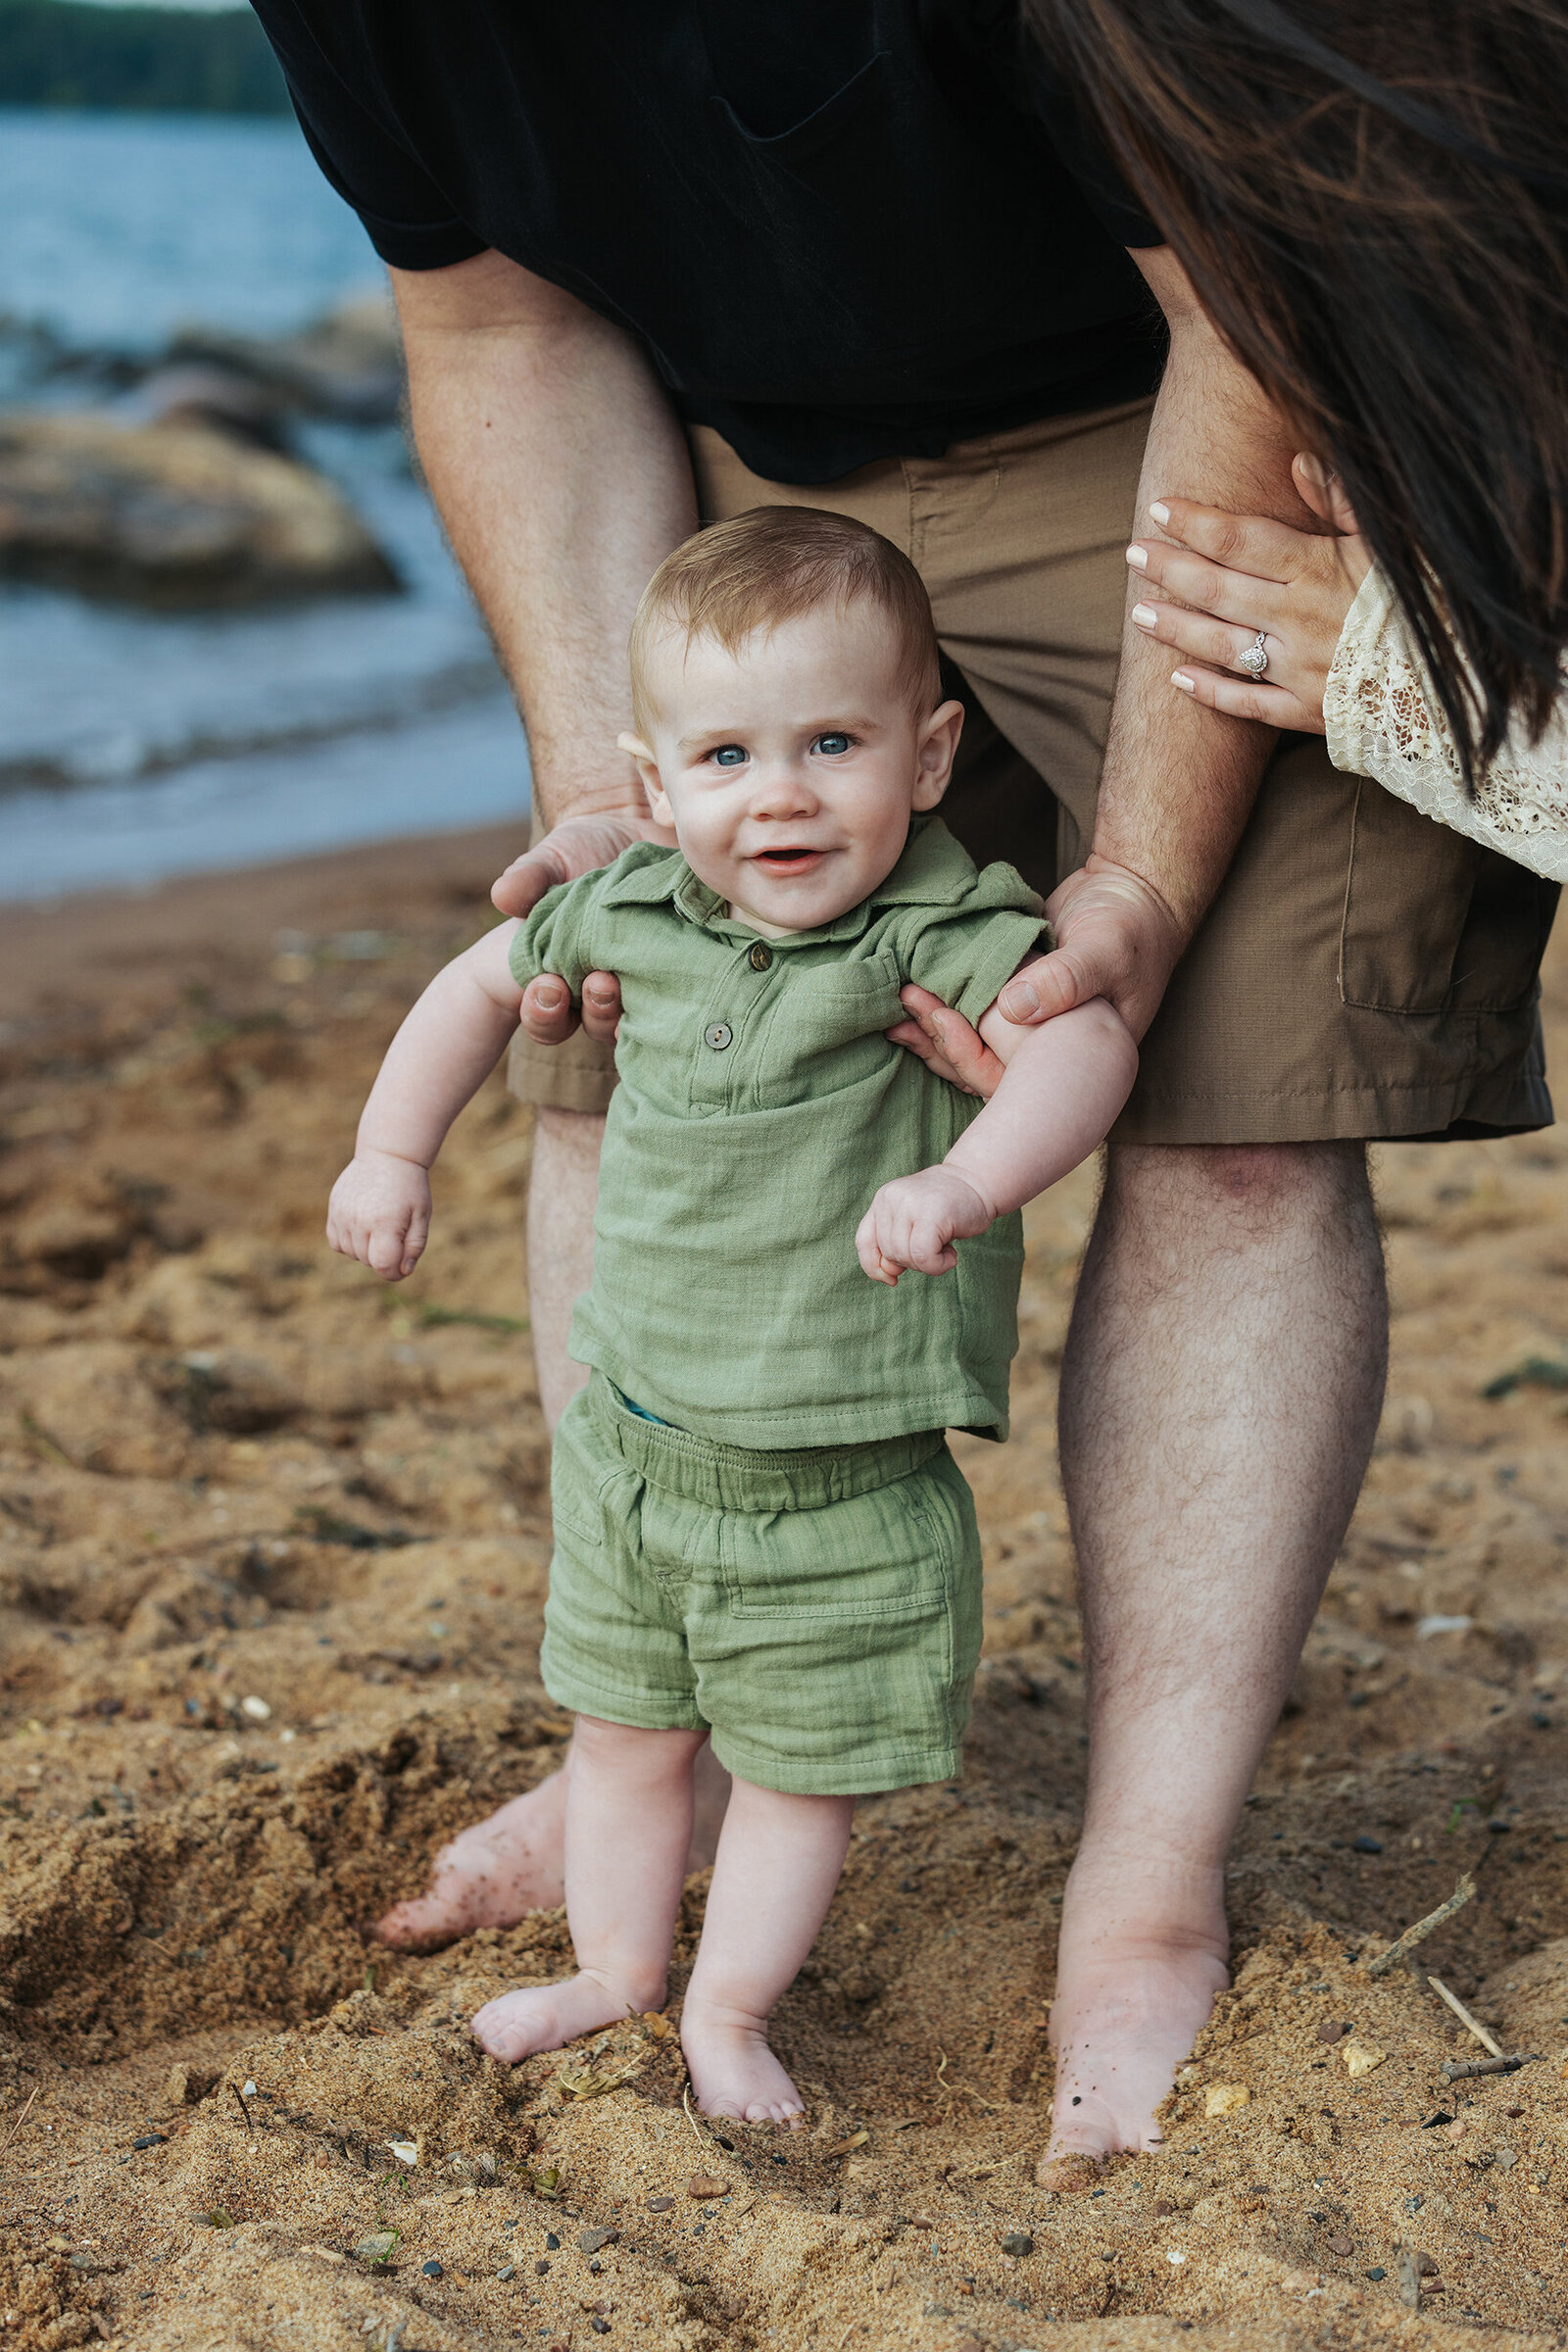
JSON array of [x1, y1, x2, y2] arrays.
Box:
[[1, 825, 1565, 2351]]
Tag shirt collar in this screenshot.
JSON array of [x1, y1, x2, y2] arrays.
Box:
[[597, 818, 980, 942]]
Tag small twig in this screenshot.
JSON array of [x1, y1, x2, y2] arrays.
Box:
[[681, 2085, 705, 2144], [1426, 1975, 1503, 2057], [1368, 1874, 1476, 1978], [1440, 2052, 1541, 2083], [0, 2086, 40, 2156], [230, 2082, 256, 2137]]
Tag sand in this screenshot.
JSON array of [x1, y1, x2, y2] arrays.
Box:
[[1, 825, 1565, 2352]]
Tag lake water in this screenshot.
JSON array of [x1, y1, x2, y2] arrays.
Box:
[[0, 110, 530, 903]]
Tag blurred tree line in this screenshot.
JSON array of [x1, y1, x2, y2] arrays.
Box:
[[0, 0, 288, 111]]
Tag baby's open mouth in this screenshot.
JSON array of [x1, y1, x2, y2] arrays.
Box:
[[754, 847, 825, 870]]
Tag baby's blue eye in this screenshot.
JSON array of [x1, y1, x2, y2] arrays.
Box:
[[813, 732, 852, 756], [711, 745, 747, 767]]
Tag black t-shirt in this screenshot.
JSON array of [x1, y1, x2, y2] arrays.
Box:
[[251, 0, 1166, 484]]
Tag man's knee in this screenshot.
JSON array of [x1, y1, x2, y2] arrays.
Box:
[[1103, 1139, 1372, 1239]]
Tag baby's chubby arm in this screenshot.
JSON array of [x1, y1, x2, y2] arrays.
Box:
[[326, 922, 524, 1280], [856, 961, 1138, 1284]]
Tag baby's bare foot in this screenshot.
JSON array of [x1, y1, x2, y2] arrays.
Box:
[[471, 1970, 636, 2064], [681, 1998, 806, 2128]]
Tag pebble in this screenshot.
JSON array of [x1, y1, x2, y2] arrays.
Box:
[[1316, 2021, 1349, 2044], [131, 2133, 167, 2150], [1342, 2040, 1387, 2078], [688, 2174, 727, 2200], [1351, 1835, 1384, 1854], [1327, 2234, 1353, 2256], [535, 2261, 551, 2277], [1204, 2083, 1250, 2117], [1366, 2267, 1387, 2281], [240, 1695, 271, 1721], [545, 2231, 561, 2250], [421, 2260, 443, 2279], [1000, 2233, 1034, 2258], [646, 2196, 675, 2213], [591, 2322, 611, 2336], [578, 2228, 618, 2255], [496, 2265, 514, 2281]]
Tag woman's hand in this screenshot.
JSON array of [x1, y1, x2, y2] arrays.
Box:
[[1126, 455, 1370, 732]]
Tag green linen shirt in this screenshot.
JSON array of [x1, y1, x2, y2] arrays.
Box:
[[508, 817, 1049, 1447]]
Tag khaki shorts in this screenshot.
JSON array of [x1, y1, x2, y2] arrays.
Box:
[[512, 405, 1557, 1142], [542, 1373, 983, 1795]]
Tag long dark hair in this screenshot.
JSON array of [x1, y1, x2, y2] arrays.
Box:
[[1025, 0, 1568, 785]]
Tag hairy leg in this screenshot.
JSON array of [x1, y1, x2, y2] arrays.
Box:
[[527, 1106, 603, 1431], [681, 1779, 856, 2127], [471, 1717, 707, 2061], [1042, 1140, 1386, 2183], [375, 1108, 730, 1948]]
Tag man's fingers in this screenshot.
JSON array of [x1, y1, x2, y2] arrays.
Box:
[[490, 844, 568, 919], [894, 985, 1002, 1099], [1171, 665, 1319, 731], [1127, 538, 1283, 628], [997, 946, 1100, 1025], [518, 973, 581, 1045], [579, 971, 623, 1044], [1145, 495, 1305, 582]]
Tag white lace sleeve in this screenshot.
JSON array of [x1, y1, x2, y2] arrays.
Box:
[[1323, 567, 1568, 883]]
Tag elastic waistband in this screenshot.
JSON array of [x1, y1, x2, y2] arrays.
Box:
[[591, 1373, 944, 1510]]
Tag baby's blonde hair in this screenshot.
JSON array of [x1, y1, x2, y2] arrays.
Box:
[[629, 507, 942, 737]]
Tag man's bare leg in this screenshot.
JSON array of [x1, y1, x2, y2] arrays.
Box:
[[376, 1109, 731, 1950], [1040, 1140, 1386, 2182]]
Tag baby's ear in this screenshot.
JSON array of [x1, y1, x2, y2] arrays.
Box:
[[911, 698, 965, 810], [617, 731, 671, 825]]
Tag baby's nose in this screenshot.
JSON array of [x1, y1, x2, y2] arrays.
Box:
[[750, 761, 818, 814]]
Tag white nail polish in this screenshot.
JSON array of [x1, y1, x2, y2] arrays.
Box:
[[1131, 603, 1158, 628], [1149, 500, 1171, 528], [1172, 671, 1196, 693], [1125, 543, 1149, 570]]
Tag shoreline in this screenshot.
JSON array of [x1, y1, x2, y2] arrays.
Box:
[[0, 815, 525, 1017]]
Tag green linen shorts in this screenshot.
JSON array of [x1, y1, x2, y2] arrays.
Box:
[[542, 1372, 984, 1795]]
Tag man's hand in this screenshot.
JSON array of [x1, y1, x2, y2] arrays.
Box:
[[857, 1165, 995, 1285], [999, 858, 1187, 1045], [887, 856, 1184, 1096], [327, 1150, 433, 1281], [492, 808, 670, 1044]]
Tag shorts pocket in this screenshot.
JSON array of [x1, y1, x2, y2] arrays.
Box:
[[1339, 778, 1556, 1014], [721, 1466, 952, 1622], [548, 1392, 608, 1549]]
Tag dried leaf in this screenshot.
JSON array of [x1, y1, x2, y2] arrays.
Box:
[[825, 2128, 870, 2157], [1343, 2040, 1387, 2078], [1204, 2083, 1250, 2118], [556, 2059, 643, 2101]]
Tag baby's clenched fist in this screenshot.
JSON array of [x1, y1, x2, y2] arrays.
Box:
[[326, 1149, 432, 1281], [856, 1164, 996, 1286]]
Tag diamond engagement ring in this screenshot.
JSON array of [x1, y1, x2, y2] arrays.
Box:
[[1235, 630, 1270, 678]]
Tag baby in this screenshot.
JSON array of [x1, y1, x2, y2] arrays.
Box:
[[327, 508, 1137, 2126]]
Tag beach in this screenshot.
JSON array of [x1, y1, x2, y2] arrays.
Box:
[[1, 821, 1564, 2350]]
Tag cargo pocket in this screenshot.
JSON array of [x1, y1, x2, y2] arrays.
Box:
[[1339, 778, 1556, 1015], [721, 1468, 951, 1623]]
